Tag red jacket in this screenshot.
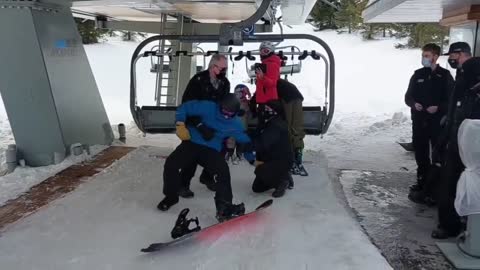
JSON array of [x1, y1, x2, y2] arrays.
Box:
[[255, 54, 281, 104]]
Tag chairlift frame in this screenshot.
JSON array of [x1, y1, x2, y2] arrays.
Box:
[[130, 33, 335, 136]]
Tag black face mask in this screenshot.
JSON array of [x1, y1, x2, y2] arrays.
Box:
[[216, 69, 227, 79], [448, 58, 459, 69]]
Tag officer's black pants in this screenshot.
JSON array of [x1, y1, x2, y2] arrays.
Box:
[[412, 114, 441, 184], [163, 141, 232, 203], [437, 145, 464, 234]]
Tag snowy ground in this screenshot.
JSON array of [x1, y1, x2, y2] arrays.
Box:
[[0, 146, 392, 270], [0, 24, 447, 269]]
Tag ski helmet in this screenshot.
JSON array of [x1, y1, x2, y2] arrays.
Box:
[[234, 84, 250, 100], [220, 93, 241, 118]]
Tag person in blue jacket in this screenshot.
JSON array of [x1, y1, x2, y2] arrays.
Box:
[[157, 94, 254, 221]]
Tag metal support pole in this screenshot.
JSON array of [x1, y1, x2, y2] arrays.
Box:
[[154, 13, 167, 106], [174, 14, 185, 106]]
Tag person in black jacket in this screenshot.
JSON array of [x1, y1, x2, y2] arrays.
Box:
[[404, 43, 454, 196], [249, 80, 306, 170], [177, 54, 230, 198], [432, 42, 480, 239], [251, 101, 294, 198]]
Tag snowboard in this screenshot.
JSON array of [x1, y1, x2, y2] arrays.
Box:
[[141, 199, 273, 253], [397, 141, 414, 152]]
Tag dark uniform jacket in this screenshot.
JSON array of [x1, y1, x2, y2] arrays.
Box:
[[405, 66, 454, 119], [447, 57, 480, 142]]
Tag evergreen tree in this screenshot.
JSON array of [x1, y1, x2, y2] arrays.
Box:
[[310, 0, 340, 30], [391, 23, 448, 49], [335, 0, 368, 34], [121, 31, 148, 41], [75, 18, 108, 44], [361, 23, 396, 40]]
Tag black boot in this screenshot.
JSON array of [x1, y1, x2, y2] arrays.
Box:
[[272, 180, 289, 198], [200, 175, 216, 192], [294, 148, 308, 176], [215, 201, 245, 222], [157, 196, 179, 211], [178, 187, 194, 198], [410, 173, 426, 192], [287, 173, 294, 190], [431, 227, 460, 239], [409, 183, 423, 192]]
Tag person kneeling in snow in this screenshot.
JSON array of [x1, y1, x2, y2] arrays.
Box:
[[158, 94, 254, 221], [252, 101, 294, 198]]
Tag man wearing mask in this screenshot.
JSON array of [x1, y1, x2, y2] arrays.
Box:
[[404, 43, 454, 201], [432, 42, 480, 239], [176, 54, 230, 198]]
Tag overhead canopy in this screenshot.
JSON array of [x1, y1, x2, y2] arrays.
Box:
[[70, 0, 315, 25], [363, 0, 480, 23]]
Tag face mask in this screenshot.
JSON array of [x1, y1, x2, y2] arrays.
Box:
[[216, 68, 227, 79], [448, 58, 459, 69], [422, 57, 432, 68]]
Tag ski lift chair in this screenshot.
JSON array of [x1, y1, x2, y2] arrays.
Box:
[[130, 34, 335, 136]]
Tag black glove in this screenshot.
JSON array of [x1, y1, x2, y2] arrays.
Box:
[[185, 116, 202, 127], [185, 116, 215, 141], [237, 109, 245, 117], [196, 122, 215, 141]]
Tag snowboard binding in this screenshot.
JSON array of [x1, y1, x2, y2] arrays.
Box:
[[171, 208, 201, 239]]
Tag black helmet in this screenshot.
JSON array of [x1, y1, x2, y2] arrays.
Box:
[[220, 93, 241, 118]]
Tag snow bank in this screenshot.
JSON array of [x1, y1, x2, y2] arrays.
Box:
[[0, 145, 107, 206]]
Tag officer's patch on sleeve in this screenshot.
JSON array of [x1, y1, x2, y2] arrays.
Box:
[[417, 79, 424, 83]]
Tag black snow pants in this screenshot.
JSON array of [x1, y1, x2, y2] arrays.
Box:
[[180, 163, 213, 188], [412, 113, 442, 184], [437, 144, 464, 235], [163, 141, 232, 204], [252, 160, 291, 193]]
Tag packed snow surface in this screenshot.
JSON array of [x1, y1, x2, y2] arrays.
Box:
[[0, 146, 392, 270]]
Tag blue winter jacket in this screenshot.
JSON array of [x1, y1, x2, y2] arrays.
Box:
[[176, 100, 250, 152]]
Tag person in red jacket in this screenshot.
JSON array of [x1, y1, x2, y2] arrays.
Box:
[[255, 41, 281, 126]]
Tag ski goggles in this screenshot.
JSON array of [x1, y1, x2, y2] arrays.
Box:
[[221, 107, 236, 118]]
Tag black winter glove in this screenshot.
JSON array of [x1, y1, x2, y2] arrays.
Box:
[[185, 116, 202, 127], [196, 122, 215, 141], [186, 116, 215, 141], [237, 109, 245, 117]]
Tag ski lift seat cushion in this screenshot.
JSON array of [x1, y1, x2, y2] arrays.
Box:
[[139, 105, 325, 135]]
